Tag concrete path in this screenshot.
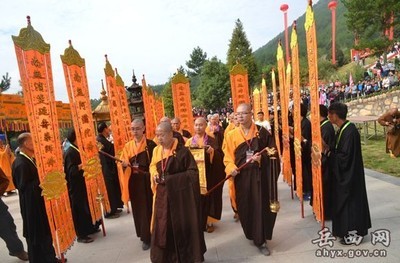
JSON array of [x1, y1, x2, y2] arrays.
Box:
[[1, 168, 399, 262]]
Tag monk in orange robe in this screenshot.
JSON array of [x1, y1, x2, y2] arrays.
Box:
[[121, 119, 157, 250], [0, 139, 16, 193]]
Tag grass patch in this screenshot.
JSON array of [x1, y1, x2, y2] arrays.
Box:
[[361, 136, 400, 177]]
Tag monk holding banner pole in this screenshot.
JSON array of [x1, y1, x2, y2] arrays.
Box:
[[223, 103, 280, 256]]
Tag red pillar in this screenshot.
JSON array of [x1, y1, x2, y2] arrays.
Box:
[[280, 4, 290, 63], [328, 1, 338, 65]]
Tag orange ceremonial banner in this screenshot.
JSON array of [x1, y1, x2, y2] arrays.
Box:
[[103, 56, 127, 156], [171, 73, 194, 134], [271, 70, 282, 157], [12, 17, 75, 256], [305, 2, 324, 224], [277, 42, 292, 186], [229, 62, 250, 111], [141, 76, 156, 139], [252, 88, 261, 120], [116, 69, 133, 142], [290, 22, 304, 204], [61, 41, 111, 221], [261, 77, 270, 120]]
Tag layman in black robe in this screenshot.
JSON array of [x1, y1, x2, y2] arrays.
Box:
[[150, 122, 206, 263], [64, 129, 99, 243], [97, 122, 123, 218], [12, 133, 60, 262], [121, 119, 157, 250], [300, 103, 312, 201], [186, 117, 225, 233], [319, 105, 335, 219], [206, 113, 224, 150], [328, 103, 371, 245], [223, 103, 280, 256]]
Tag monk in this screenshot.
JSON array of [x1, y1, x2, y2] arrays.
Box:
[[223, 103, 280, 256], [206, 113, 224, 149], [171, 117, 191, 142], [150, 122, 206, 263], [186, 117, 225, 233], [0, 138, 16, 194], [378, 107, 400, 158], [121, 119, 157, 250]]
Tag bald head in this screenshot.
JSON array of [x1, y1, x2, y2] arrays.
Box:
[[237, 103, 252, 113], [194, 117, 207, 135], [131, 119, 145, 139], [160, 117, 171, 124], [17, 132, 34, 155], [171, 117, 181, 131], [156, 122, 174, 147]]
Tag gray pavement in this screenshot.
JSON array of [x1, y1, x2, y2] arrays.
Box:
[[1, 168, 399, 262]]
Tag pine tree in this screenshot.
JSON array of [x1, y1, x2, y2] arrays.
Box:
[[186, 46, 207, 77], [0, 73, 11, 93], [227, 19, 258, 87]]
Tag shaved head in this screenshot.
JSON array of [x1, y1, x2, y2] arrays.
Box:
[[160, 117, 171, 123], [155, 122, 174, 147]]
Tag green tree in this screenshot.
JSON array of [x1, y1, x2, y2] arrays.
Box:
[[227, 19, 258, 87], [186, 46, 207, 77], [196, 57, 230, 110], [0, 73, 11, 93], [161, 81, 174, 117], [341, 0, 400, 55], [90, 98, 101, 110]]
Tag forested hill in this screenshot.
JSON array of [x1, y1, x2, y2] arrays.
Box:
[[253, 0, 354, 67]]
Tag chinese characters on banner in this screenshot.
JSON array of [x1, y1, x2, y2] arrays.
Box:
[[229, 63, 250, 111], [171, 73, 194, 134], [61, 41, 111, 221], [277, 42, 293, 186], [290, 22, 304, 207], [12, 17, 75, 256], [141, 76, 156, 139], [115, 69, 133, 142], [103, 56, 127, 156], [305, 2, 324, 223]]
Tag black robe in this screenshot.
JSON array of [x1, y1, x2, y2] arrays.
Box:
[[151, 143, 206, 263], [301, 117, 312, 194], [12, 153, 57, 263], [320, 119, 335, 219], [225, 125, 280, 247], [64, 144, 96, 237], [97, 134, 123, 213], [332, 121, 371, 237], [128, 139, 156, 244]]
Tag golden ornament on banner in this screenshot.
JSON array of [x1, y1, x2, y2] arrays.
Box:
[[311, 143, 322, 166], [189, 148, 207, 195], [83, 157, 102, 179], [294, 138, 302, 159], [40, 171, 67, 200]]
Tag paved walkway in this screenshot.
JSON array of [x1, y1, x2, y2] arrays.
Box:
[[1, 169, 399, 262]]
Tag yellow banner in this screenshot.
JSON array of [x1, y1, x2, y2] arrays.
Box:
[[171, 73, 194, 134], [61, 41, 111, 221], [305, 3, 323, 223], [261, 77, 270, 120], [271, 70, 281, 157], [229, 63, 250, 110], [116, 69, 133, 142], [277, 42, 292, 185], [290, 23, 304, 202], [252, 88, 261, 120], [12, 18, 75, 256]]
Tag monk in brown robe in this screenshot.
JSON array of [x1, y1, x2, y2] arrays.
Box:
[[121, 119, 157, 250], [378, 107, 400, 158], [223, 103, 280, 256], [150, 122, 206, 263], [186, 117, 225, 233]]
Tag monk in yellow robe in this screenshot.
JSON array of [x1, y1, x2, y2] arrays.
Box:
[[186, 117, 225, 233], [120, 119, 157, 250], [223, 103, 280, 256], [0, 139, 15, 193]]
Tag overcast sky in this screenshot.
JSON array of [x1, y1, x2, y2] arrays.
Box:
[[0, 0, 319, 102]]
